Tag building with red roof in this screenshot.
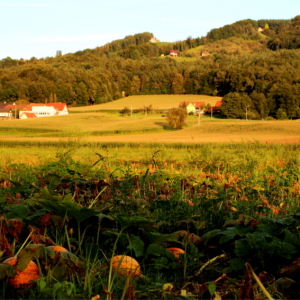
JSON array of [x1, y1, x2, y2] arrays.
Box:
[[0, 102, 68, 119]]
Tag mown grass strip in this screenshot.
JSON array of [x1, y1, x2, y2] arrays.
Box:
[[0, 127, 61, 133], [1, 139, 300, 152]]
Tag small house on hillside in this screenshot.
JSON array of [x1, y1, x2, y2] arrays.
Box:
[[179, 101, 205, 114], [169, 50, 179, 57], [201, 51, 210, 56], [149, 37, 160, 43], [257, 27, 264, 32]]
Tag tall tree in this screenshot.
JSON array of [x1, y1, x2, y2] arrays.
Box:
[[130, 75, 141, 94], [171, 73, 184, 94]]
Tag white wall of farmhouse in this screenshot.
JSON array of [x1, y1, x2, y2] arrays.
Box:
[[31, 106, 57, 117]]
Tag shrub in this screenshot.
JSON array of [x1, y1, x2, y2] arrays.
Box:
[[166, 108, 187, 129]]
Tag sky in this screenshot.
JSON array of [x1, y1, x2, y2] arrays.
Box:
[[1, 0, 299, 60]]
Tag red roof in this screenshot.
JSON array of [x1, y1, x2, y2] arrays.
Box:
[[21, 112, 37, 118], [29, 102, 67, 111], [170, 50, 179, 54], [3, 102, 67, 112], [4, 104, 28, 110], [28, 102, 66, 111], [211, 100, 222, 112]]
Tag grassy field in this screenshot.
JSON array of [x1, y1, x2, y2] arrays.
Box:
[[69, 95, 222, 111], [1, 114, 299, 144], [185, 37, 266, 56]]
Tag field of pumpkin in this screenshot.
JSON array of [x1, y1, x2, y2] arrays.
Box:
[[1, 142, 300, 299]]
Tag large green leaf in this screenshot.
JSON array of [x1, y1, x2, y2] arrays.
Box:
[[44, 174, 62, 190], [0, 263, 15, 280], [112, 214, 156, 231], [27, 198, 99, 223], [5, 204, 30, 220], [284, 229, 300, 246], [59, 201, 99, 223], [146, 243, 165, 257], [23, 244, 55, 259], [16, 251, 33, 272], [218, 225, 254, 244], [25, 208, 47, 221], [127, 234, 144, 257], [201, 229, 221, 246]]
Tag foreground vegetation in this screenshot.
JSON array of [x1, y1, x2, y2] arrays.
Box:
[[1, 140, 300, 299]]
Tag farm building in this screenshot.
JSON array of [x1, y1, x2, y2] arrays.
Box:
[[179, 100, 222, 114], [179, 102, 206, 114], [169, 50, 179, 57], [1, 102, 68, 119], [149, 37, 160, 43], [0, 108, 12, 119]]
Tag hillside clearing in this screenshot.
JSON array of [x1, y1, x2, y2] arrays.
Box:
[[69, 95, 222, 111]]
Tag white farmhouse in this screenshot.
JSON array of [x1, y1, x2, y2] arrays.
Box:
[[19, 103, 68, 119]]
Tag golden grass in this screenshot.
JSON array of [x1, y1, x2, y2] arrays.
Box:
[[1, 117, 299, 144], [69, 95, 222, 111], [0, 113, 178, 132], [159, 56, 200, 62], [185, 37, 265, 56], [86, 120, 300, 144]]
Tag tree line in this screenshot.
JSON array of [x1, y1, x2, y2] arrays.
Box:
[[0, 16, 300, 119]]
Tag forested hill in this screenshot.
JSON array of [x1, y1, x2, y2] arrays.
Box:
[[1, 16, 300, 119]]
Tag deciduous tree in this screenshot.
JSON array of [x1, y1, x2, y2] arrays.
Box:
[[166, 107, 187, 129]]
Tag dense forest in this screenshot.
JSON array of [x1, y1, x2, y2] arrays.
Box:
[[1, 16, 300, 119]]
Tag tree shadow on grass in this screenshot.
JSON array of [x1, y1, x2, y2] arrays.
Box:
[[154, 122, 169, 130]]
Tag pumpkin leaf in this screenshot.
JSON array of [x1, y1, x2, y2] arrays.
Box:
[[44, 174, 62, 190], [0, 263, 15, 280], [27, 198, 99, 223], [146, 244, 165, 257], [208, 282, 216, 296], [16, 251, 33, 272], [218, 225, 254, 244], [59, 251, 83, 268], [25, 209, 47, 221], [25, 244, 55, 259], [127, 234, 144, 257], [5, 205, 30, 220], [36, 278, 47, 291], [112, 214, 156, 231]]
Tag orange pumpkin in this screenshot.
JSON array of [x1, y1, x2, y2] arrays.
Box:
[[166, 247, 185, 263], [111, 255, 141, 277], [46, 245, 68, 252], [3, 257, 40, 288]]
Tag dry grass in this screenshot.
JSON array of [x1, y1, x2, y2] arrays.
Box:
[[1, 118, 299, 144], [0, 113, 192, 132], [69, 95, 222, 111]]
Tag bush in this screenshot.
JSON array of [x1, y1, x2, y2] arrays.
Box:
[[276, 108, 288, 120], [166, 108, 187, 129], [119, 107, 131, 116]]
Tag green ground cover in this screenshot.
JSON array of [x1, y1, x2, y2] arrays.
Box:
[[1, 115, 300, 299], [0, 142, 300, 299]]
